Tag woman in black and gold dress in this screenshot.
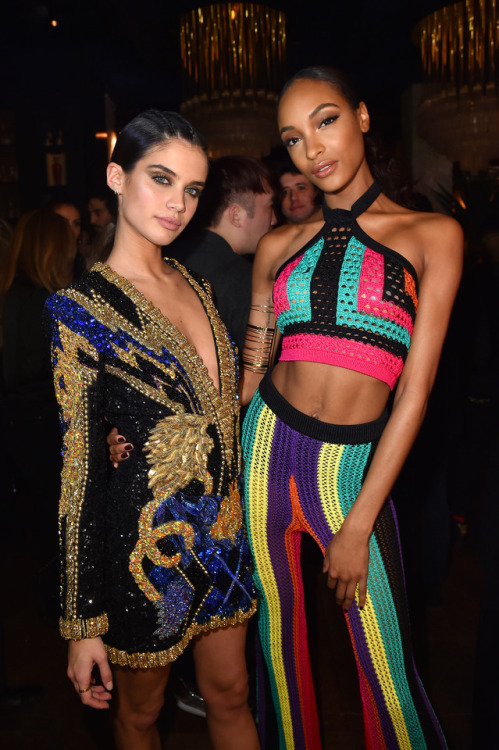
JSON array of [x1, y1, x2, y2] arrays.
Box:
[[45, 110, 259, 750]]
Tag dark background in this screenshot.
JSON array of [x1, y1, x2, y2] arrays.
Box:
[[0, 0, 445, 209]]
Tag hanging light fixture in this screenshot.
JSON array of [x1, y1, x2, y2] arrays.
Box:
[[415, 0, 499, 174], [180, 3, 287, 158]]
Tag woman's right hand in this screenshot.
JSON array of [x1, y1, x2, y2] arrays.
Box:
[[68, 637, 113, 709], [107, 426, 133, 468]]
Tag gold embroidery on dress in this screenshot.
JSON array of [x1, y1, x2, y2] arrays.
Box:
[[129, 413, 214, 604], [92, 260, 240, 475], [60, 613, 109, 641], [210, 479, 243, 544], [53, 323, 101, 623], [104, 601, 257, 667], [54, 260, 244, 640]]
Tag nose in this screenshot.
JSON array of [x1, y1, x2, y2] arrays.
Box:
[[305, 132, 324, 161], [270, 208, 278, 227], [290, 188, 299, 203], [167, 188, 186, 213]]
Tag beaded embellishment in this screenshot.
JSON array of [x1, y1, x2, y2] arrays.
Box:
[[47, 259, 256, 665]]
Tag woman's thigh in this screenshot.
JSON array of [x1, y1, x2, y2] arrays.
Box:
[[192, 622, 249, 694], [112, 663, 172, 716]]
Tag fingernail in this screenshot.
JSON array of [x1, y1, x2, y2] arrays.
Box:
[[106, 681, 113, 690], [124, 444, 133, 451], [121, 452, 129, 459], [117, 437, 126, 443]]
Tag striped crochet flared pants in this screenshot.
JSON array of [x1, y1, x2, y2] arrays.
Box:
[[242, 372, 447, 750]]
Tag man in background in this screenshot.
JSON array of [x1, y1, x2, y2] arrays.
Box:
[[173, 155, 277, 353], [87, 189, 116, 232], [278, 162, 321, 224]]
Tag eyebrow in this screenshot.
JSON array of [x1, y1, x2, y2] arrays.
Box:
[[147, 163, 205, 187], [148, 163, 176, 176], [280, 102, 340, 134]]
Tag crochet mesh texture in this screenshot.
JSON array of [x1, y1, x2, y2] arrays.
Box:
[[274, 217, 418, 389], [242, 393, 448, 750]]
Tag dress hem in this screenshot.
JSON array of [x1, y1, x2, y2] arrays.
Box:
[[104, 600, 258, 668]]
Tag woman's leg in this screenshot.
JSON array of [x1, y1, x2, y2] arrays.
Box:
[[112, 663, 171, 750], [192, 622, 260, 750]]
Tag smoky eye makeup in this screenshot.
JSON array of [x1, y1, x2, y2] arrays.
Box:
[[152, 173, 171, 184]]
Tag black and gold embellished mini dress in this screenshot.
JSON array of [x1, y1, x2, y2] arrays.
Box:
[[46, 260, 257, 668]]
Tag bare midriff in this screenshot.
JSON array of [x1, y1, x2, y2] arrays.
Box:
[[271, 359, 391, 425]]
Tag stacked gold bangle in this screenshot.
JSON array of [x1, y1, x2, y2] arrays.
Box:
[[242, 323, 276, 372]]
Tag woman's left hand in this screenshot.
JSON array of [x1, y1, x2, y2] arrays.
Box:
[[106, 426, 133, 468], [323, 526, 369, 611]]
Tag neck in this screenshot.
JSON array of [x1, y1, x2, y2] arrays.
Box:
[[106, 221, 165, 278], [323, 166, 374, 211]]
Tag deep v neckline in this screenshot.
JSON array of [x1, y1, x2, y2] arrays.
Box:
[[93, 260, 224, 399]]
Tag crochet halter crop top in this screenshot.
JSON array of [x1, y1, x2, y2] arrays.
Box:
[[273, 182, 419, 390]]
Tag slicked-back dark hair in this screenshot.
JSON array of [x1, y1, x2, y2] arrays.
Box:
[[279, 66, 362, 110], [110, 109, 208, 173], [196, 155, 275, 227]]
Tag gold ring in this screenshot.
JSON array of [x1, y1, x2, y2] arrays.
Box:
[[78, 686, 91, 693]]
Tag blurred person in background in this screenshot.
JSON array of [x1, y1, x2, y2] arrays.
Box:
[[87, 188, 116, 233], [277, 161, 321, 225], [84, 188, 118, 268], [0, 209, 76, 619], [46, 196, 87, 278], [173, 155, 277, 353], [51, 199, 82, 240]]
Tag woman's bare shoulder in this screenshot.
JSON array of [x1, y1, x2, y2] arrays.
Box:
[[381, 193, 461, 239], [408, 210, 463, 261], [256, 219, 324, 278]]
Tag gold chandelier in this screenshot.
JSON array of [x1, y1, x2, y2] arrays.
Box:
[[180, 3, 287, 158], [418, 0, 497, 93], [415, 0, 499, 173]]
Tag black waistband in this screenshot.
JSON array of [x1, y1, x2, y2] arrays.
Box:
[[258, 370, 388, 445]]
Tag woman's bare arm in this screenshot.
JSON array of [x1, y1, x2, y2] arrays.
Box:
[[240, 228, 298, 405]]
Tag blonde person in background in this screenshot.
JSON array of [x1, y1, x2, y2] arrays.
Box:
[[1, 209, 76, 614]]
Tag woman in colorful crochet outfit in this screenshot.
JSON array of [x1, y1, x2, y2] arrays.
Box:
[[46, 110, 259, 750], [241, 67, 462, 750]]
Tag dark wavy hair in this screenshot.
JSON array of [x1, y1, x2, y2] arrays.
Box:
[[110, 110, 208, 173], [279, 66, 416, 207]]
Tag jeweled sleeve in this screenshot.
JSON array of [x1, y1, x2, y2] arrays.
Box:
[[46, 293, 109, 640]]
